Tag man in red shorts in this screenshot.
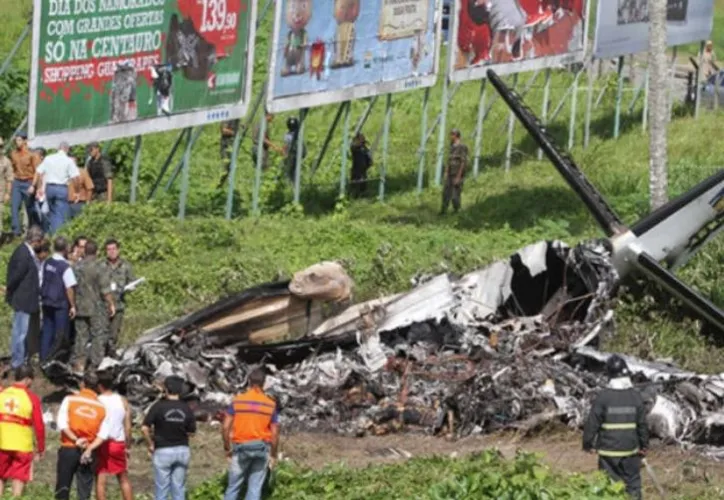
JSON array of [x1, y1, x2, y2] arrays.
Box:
[[0, 365, 45, 497], [80, 371, 133, 500]]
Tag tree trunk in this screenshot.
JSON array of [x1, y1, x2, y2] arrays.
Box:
[[648, 0, 669, 210]]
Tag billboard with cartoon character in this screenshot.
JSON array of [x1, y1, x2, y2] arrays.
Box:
[[28, 0, 257, 148], [594, 0, 714, 59], [266, 0, 444, 113], [449, 0, 589, 83]]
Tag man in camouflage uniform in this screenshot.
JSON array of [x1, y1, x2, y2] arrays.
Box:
[[71, 239, 115, 372], [0, 137, 14, 234], [85, 142, 114, 202], [101, 238, 135, 355], [441, 128, 469, 215]]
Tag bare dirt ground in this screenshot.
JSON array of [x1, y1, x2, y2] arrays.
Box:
[[30, 423, 724, 499], [23, 379, 724, 498]]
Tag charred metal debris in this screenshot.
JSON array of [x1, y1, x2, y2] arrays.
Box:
[[41, 240, 724, 452]]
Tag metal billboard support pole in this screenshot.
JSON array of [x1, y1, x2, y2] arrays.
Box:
[[147, 128, 186, 200], [550, 64, 586, 122], [312, 102, 346, 175], [129, 136, 142, 204], [435, 73, 451, 186], [0, 22, 30, 79], [165, 127, 203, 192], [668, 46, 678, 121], [224, 124, 243, 219], [539, 68, 552, 159], [504, 73, 519, 172], [613, 56, 624, 139], [695, 41, 705, 119], [339, 102, 351, 197], [642, 69, 649, 131], [417, 88, 430, 193], [569, 67, 579, 150], [177, 127, 195, 220], [251, 116, 267, 216], [472, 79, 487, 178], [495, 70, 539, 133], [379, 94, 393, 201], [293, 109, 306, 204], [584, 59, 594, 149], [627, 78, 646, 114]]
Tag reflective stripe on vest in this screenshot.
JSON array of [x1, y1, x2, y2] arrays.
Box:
[[0, 386, 34, 452], [601, 423, 637, 430], [598, 448, 639, 457]]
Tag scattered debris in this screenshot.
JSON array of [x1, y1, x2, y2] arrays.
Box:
[[40, 240, 724, 458]]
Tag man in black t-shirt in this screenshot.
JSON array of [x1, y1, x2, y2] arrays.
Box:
[[141, 377, 196, 500]]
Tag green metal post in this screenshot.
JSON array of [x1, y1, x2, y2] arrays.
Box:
[[312, 102, 346, 175], [569, 67, 579, 150], [379, 94, 392, 201], [177, 127, 195, 220], [472, 79, 487, 178], [339, 102, 351, 197], [668, 46, 677, 121], [435, 46, 454, 186], [129, 135, 142, 204], [613, 56, 624, 139], [695, 41, 704, 119], [417, 88, 430, 193], [224, 123, 243, 219], [0, 22, 30, 78], [252, 115, 267, 216], [539, 68, 552, 159], [147, 128, 186, 201], [504, 74, 518, 172], [293, 109, 306, 204], [584, 60, 594, 149]]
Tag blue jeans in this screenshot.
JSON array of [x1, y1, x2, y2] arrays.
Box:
[[153, 446, 190, 500], [69, 202, 86, 219], [11, 311, 31, 368], [45, 184, 70, 235], [10, 180, 35, 236], [224, 441, 269, 500], [40, 305, 69, 361]]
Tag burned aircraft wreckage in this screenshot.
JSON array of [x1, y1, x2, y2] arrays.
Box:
[[45, 72, 724, 453]]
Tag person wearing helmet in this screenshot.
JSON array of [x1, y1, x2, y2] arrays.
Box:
[[283, 117, 306, 183], [582, 354, 649, 500]]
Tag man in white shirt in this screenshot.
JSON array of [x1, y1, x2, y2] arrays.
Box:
[[29, 142, 80, 235], [39, 237, 77, 362], [84, 371, 133, 500]]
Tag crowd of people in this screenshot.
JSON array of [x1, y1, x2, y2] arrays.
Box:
[[0, 365, 279, 500], [0, 133, 114, 238], [2, 225, 280, 499], [6, 228, 135, 372]]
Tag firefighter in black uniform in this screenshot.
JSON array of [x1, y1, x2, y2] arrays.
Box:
[[583, 355, 649, 500]]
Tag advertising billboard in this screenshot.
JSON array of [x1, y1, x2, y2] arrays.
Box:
[[28, 0, 258, 148], [449, 0, 588, 83], [266, 0, 443, 113], [594, 0, 715, 59]]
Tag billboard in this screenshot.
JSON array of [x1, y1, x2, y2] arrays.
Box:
[[28, 0, 258, 148], [266, 0, 443, 113], [449, 0, 588, 83], [594, 0, 715, 59]]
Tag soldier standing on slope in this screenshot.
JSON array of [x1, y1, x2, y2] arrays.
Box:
[[71, 240, 115, 373], [582, 355, 649, 500], [440, 129, 469, 215], [101, 239, 135, 356]]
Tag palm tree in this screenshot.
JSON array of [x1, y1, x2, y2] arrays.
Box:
[[648, 0, 668, 210]]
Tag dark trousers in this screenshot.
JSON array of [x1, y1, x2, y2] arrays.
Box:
[[441, 179, 463, 213], [55, 446, 97, 500], [69, 202, 86, 219], [40, 305, 69, 361], [598, 455, 641, 500]]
